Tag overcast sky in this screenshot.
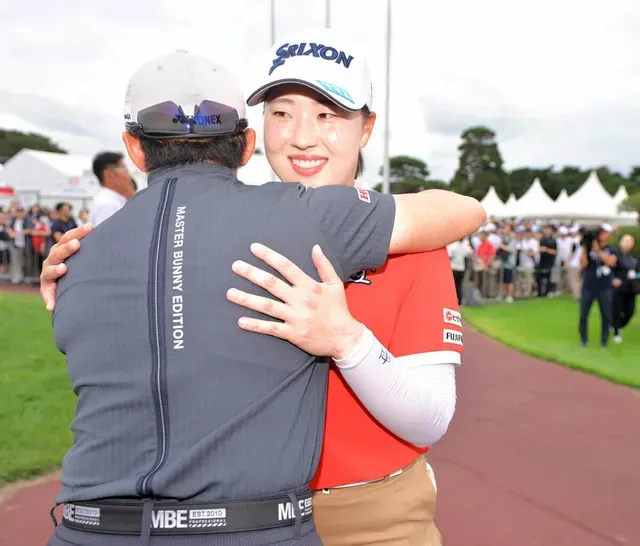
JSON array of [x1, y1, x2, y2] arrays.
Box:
[[1, 0, 639, 183]]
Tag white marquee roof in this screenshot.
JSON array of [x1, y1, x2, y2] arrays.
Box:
[[509, 178, 555, 218], [480, 186, 506, 217], [613, 185, 629, 207], [505, 193, 517, 209], [562, 171, 616, 218]]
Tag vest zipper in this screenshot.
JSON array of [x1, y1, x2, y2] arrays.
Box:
[[137, 177, 177, 496]]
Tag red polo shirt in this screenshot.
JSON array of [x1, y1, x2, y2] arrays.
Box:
[[310, 249, 463, 490]]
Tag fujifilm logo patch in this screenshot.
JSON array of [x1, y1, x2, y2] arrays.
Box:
[[443, 329, 463, 346], [277, 497, 313, 521], [151, 508, 227, 529]]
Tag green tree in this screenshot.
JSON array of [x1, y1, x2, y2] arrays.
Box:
[[507, 167, 556, 198], [450, 126, 508, 199], [625, 166, 640, 195], [0, 129, 66, 162], [595, 166, 628, 196], [373, 155, 432, 194], [380, 155, 430, 183]]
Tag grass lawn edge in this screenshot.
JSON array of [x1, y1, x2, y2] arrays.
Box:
[[463, 317, 640, 390]]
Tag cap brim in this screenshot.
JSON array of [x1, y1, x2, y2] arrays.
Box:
[[246, 78, 364, 112]]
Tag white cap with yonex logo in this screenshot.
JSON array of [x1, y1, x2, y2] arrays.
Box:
[[246, 29, 374, 112], [123, 50, 247, 138]]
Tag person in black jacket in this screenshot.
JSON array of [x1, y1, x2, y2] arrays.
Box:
[[612, 234, 638, 343], [579, 226, 617, 347]]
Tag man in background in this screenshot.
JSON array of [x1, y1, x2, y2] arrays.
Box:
[[556, 226, 574, 294], [50, 203, 77, 244], [579, 226, 617, 347], [538, 225, 557, 297], [6, 206, 32, 283], [90, 152, 135, 226], [497, 223, 517, 303], [516, 228, 539, 298]]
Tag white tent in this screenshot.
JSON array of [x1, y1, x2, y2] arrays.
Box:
[[0, 148, 147, 209], [553, 188, 570, 215], [480, 186, 506, 217], [613, 185, 629, 207], [555, 188, 569, 205], [509, 178, 556, 218], [0, 149, 94, 191], [504, 193, 517, 210], [561, 171, 617, 219]]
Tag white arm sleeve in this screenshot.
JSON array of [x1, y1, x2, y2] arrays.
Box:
[[334, 326, 457, 448]]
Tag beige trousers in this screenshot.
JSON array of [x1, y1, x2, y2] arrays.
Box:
[[312, 456, 441, 546], [567, 267, 582, 300]]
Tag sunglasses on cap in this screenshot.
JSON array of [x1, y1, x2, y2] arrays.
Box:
[[126, 101, 248, 139]]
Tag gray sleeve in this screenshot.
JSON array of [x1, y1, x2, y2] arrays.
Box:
[[296, 184, 396, 280]]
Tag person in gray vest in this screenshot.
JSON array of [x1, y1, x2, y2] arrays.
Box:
[[45, 51, 484, 546]]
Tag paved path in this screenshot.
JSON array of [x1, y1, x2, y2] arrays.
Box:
[[1, 328, 639, 545], [430, 330, 640, 545]]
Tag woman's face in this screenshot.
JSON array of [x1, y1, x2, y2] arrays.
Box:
[[620, 234, 635, 253], [263, 84, 375, 188]]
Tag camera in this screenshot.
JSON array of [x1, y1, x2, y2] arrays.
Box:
[[580, 227, 599, 250]]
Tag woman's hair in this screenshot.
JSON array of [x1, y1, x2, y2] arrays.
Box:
[[355, 108, 370, 179], [355, 150, 364, 179], [140, 133, 247, 172]]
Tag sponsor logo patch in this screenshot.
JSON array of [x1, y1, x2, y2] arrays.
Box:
[[346, 269, 375, 285], [443, 308, 462, 326], [443, 329, 463, 346], [356, 187, 371, 203]]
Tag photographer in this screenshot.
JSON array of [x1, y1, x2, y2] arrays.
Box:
[[538, 224, 557, 297], [579, 226, 617, 347], [611, 234, 638, 343]]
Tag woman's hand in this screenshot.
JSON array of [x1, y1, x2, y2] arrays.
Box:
[[226, 243, 363, 360]]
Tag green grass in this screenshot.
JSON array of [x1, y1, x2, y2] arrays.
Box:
[[0, 292, 74, 485], [463, 295, 640, 389], [1, 290, 637, 485]]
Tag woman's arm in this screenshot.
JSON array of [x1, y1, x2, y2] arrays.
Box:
[[390, 190, 486, 253]]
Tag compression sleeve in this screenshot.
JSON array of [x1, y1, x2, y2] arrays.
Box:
[[334, 326, 457, 448]]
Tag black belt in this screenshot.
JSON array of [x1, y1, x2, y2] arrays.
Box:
[[61, 491, 313, 535]]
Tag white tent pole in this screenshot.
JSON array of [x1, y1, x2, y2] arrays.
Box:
[[382, 0, 392, 194]]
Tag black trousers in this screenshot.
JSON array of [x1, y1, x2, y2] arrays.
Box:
[[579, 285, 613, 346], [537, 269, 551, 297], [612, 289, 636, 335], [453, 269, 465, 305]]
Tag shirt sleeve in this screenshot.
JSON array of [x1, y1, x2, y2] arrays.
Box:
[[387, 249, 463, 364], [50, 221, 65, 236], [296, 184, 396, 280]]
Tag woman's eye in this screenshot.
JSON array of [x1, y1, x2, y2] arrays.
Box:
[[319, 112, 335, 120], [272, 110, 288, 118]]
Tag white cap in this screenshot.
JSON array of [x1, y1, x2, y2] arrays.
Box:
[[558, 226, 569, 235], [246, 28, 373, 112], [602, 223, 614, 233], [123, 50, 247, 138]]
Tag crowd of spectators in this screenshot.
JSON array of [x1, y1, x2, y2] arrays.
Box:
[[0, 151, 136, 284], [448, 217, 638, 345], [447, 217, 591, 304], [0, 201, 88, 284]]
